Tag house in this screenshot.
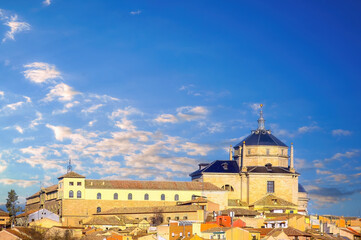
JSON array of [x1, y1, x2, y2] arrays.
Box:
[[267, 227, 312, 240], [225, 227, 261, 240], [263, 229, 290, 240], [0, 227, 42, 240], [339, 227, 361, 240], [200, 227, 230, 239], [157, 221, 193, 240], [0, 209, 10, 228]]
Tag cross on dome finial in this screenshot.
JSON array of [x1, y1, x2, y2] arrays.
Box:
[[257, 104, 265, 130]]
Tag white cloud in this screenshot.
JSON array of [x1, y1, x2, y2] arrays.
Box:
[[207, 123, 223, 134], [29, 112, 43, 128], [23, 62, 61, 84], [325, 150, 359, 162], [0, 160, 7, 173], [46, 124, 72, 141], [332, 129, 352, 136], [43, 83, 80, 102], [155, 114, 178, 123], [88, 120, 97, 127], [316, 169, 333, 175], [43, 0, 51, 6], [0, 91, 4, 98], [0, 178, 38, 188], [81, 104, 103, 113], [23, 96, 31, 103], [298, 125, 320, 134], [15, 125, 24, 134], [3, 101, 24, 111], [130, 10, 142, 15], [177, 106, 208, 120], [2, 15, 30, 42], [110, 107, 142, 119], [249, 103, 262, 112], [178, 142, 213, 156], [13, 137, 35, 144]]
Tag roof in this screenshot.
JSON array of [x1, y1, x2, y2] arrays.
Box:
[[26, 184, 58, 199], [234, 130, 287, 148], [58, 171, 85, 179], [17, 209, 38, 218], [228, 199, 248, 207], [85, 179, 221, 191], [190, 160, 239, 176], [83, 216, 125, 226], [98, 205, 202, 215], [0, 209, 9, 217], [221, 208, 260, 216], [247, 166, 299, 175], [298, 183, 307, 193], [249, 228, 273, 237], [1, 227, 42, 240], [267, 227, 312, 237], [202, 227, 230, 233], [250, 194, 298, 207]]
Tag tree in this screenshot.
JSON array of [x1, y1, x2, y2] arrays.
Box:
[[6, 189, 22, 226], [150, 208, 164, 226]]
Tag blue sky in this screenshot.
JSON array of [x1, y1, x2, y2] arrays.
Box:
[[0, 0, 361, 216]]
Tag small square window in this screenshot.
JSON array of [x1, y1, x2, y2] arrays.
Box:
[[69, 182, 74, 186], [77, 182, 81, 186], [266, 149, 270, 155]]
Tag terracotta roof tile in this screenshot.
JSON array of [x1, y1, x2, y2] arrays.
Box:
[[221, 208, 259, 216], [99, 205, 202, 215], [85, 179, 221, 191], [250, 194, 297, 207], [268, 227, 311, 237], [58, 171, 85, 179]]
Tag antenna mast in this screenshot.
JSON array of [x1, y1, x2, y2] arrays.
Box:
[[67, 158, 72, 173]]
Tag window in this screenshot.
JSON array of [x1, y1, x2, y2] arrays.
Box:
[[180, 233, 183, 237], [114, 193, 118, 200], [77, 182, 81, 186], [281, 149, 284, 155], [97, 207, 101, 213], [144, 193, 149, 200], [77, 190, 81, 198], [167, 217, 171, 222], [175, 216, 179, 220], [69, 190, 73, 198], [267, 181, 274, 193], [172, 233, 175, 237], [128, 193, 132, 200], [192, 195, 196, 200], [221, 184, 234, 191], [248, 149, 251, 155], [174, 194, 179, 201], [69, 182, 74, 186], [161, 194, 165, 201], [183, 216, 188, 220], [97, 193, 101, 199], [266, 149, 270, 155]]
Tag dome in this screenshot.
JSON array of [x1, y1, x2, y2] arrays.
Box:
[[298, 183, 307, 193], [234, 130, 287, 148]]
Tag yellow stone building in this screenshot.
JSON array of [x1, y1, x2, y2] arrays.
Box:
[[190, 105, 309, 214], [25, 105, 308, 226]]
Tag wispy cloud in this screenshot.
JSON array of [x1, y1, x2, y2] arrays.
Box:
[[0, 178, 38, 188], [81, 104, 103, 114], [325, 150, 359, 162], [2, 14, 30, 42], [297, 125, 320, 134], [154, 106, 209, 124], [130, 10, 141, 15], [332, 129, 352, 136], [155, 114, 178, 123], [23, 62, 61, 84], [316, 169, 333, 175], [43, 0, 51, 6], [43, 83, 80, 102]]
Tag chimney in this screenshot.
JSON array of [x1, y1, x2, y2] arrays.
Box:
[[290, 143, 295, 173], [241, 141, 247, 172], [229, 145, 233, 160]]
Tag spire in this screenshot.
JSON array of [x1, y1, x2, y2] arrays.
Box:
[[229, 145, 233, 160], [257, 104, 265, 130], [67, 158, 72, 173]]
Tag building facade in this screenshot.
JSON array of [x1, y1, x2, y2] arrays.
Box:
[[190, 105, 308, 214]]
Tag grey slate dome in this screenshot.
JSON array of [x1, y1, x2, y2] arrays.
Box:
[[234, 104, 287, 148], [298, 183, 307, 193], [234, 130, 287, 148]]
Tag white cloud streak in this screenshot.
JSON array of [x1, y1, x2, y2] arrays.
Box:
[[2, 14, 30, 42], [23, 62, 61, 84], [332, 129, 352, 136]]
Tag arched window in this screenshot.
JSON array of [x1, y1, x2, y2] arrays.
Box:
[[69, 190, 73, 198], [174, 194, 179, 201], [97, 207, 101, 213], [114, 193, 118, 200], [221, 184, 234, 191], [192, 195, 196, 200], [161, 194, 165, 201], [128, 193, 132, 200], [97, 193, 101, 199], [77, 190, 81, 198], [144, 193, 149, 200]]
